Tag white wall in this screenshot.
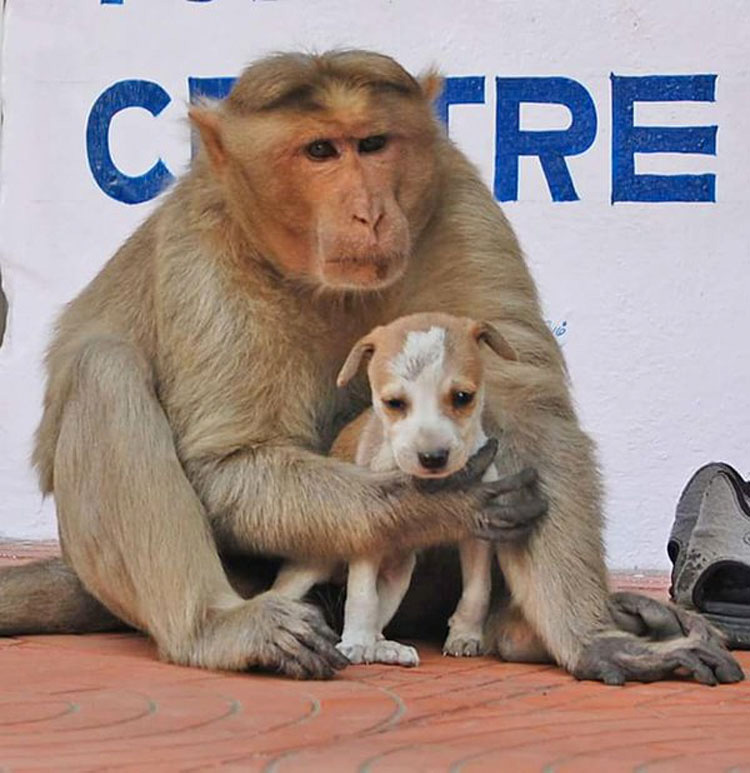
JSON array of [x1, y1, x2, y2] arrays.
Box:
[[1, 0, 749, 570]]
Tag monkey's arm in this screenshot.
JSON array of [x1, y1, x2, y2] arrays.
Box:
[[45, 337, 348, 678], [186, 441, 544, 561]]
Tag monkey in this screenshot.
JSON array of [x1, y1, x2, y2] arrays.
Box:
[[0, 50, 741, 686]]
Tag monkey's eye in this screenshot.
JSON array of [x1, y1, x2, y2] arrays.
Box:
[[452, 391, 475, 408], [358, 135, 388, 154], [383, 397, 407, 412], [305, 140, 338, 160]]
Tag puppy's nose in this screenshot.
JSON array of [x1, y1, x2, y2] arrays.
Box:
[[418, 449, 450, 471]]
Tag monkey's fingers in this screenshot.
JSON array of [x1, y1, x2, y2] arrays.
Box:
[[668, 650, 720, 686], [689, 641, 745, 683], [484, 467, 539, 496], [273, 630, 339, 680], [284, 624, 350, 671], [460, 438, 499, 484], [473, 499, 546, 542], [487, 496, 548, 523], [246, 594, 347, 680], [278, 624, 349, 673], [295, 603, 344, 645], [281, 604, 350, 671]]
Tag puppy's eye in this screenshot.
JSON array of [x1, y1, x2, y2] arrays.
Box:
[[452, 391, 475, 408], [358, 135, 388, 154], [305, 140, 338, 160], [384, 397, 407, 412]]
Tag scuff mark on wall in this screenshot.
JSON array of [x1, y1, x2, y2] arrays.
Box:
[[0, 269, 6, 347], [0, 0, 8, 347]]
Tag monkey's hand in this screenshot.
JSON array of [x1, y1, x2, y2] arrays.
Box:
[[415, 439, 547, 542], [572, 630, 744, 686]]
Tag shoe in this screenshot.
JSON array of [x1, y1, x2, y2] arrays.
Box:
[[668, 462, 748, 597], [671, 470, 750, 648]]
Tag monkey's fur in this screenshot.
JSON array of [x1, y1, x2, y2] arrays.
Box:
[[1, 51, 741, 685]]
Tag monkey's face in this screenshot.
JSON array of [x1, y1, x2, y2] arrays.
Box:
[[368, 325, 487, 478], [191, 83, 439, 291]]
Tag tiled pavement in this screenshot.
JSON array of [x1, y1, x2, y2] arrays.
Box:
[[1, 542, 749, 772]]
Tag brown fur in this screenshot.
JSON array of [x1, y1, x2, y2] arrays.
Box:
[[0, 50, 738, 683]]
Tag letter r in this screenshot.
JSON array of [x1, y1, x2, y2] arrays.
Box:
[[494, 77, 597, 202]]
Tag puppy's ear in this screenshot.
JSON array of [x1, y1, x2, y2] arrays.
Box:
[[473, 321, 518, 361], [337, 335, 376, 387]]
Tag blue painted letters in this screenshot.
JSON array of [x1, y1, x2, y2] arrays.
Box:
[[495, 77, 597, 202], [85, 72, 719, 205], [611, 74, 717, 203], [434, 77, 485, 127], [86, 80, 175, 205]]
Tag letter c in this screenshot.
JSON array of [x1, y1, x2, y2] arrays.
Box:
[[86, 80, 175, 205]]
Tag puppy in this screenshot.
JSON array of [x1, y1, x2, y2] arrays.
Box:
[[272, 312, 518, 666]]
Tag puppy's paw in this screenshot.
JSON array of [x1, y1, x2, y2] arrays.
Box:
[[374, 639, 420, 667], [337, 637, 420, 667], [336, 639, 377, 665], [443, 630, 484, 657]]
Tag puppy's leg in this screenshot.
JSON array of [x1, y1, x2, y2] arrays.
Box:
[[374, 553, 420, 666], [337, 558, 382, 664], [272, 561, 335, 600], [490, 597, 551, 663], [444, 460, 497, 656], [444, 539, 493, 656]]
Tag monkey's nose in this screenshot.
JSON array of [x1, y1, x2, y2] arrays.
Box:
[[418, 449, 450, 471]]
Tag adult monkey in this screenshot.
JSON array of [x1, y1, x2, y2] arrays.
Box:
[[0, 51, 741, 685]]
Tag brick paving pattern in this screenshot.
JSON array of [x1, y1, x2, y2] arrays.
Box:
[[1, 543, 748, 771]]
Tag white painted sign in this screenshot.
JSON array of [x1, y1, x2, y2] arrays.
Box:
[[1, 0, 749, 569]]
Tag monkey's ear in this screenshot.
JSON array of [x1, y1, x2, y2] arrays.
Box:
[[336, 336, 376, 387], [418, 69, 444, 103], [189, 106, 226, 171], [473, 321, 518, 361]]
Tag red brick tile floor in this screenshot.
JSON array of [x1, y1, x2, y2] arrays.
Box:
[[1, 541, 749, 772]]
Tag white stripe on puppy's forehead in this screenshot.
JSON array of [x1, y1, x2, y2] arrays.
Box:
[[390, 326, 446, 380]]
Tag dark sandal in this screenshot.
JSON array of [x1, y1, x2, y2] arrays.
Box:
[[668, 462, 748, 597], [671, 470, 750, 648]]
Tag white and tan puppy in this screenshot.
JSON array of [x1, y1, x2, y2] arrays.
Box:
[[273, 312, 518, 666]]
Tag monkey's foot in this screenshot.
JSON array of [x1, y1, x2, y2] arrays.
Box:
[[443, 629, 484, 657], [336, 638, 419, 667], [183, 592, 349, 679], [573, 631, 744, 686]]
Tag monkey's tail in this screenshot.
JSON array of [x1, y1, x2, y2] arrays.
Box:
[[0, 557, 125, 635]]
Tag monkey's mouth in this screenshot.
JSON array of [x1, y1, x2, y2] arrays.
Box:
[[322, 252, 405, 288], [326, 254, 391, 269]]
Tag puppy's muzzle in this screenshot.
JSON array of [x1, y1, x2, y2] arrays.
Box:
[[418, 449, 450, 472]]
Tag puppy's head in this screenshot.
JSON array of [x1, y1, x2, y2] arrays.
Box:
[[337, 313, 517, 477]]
